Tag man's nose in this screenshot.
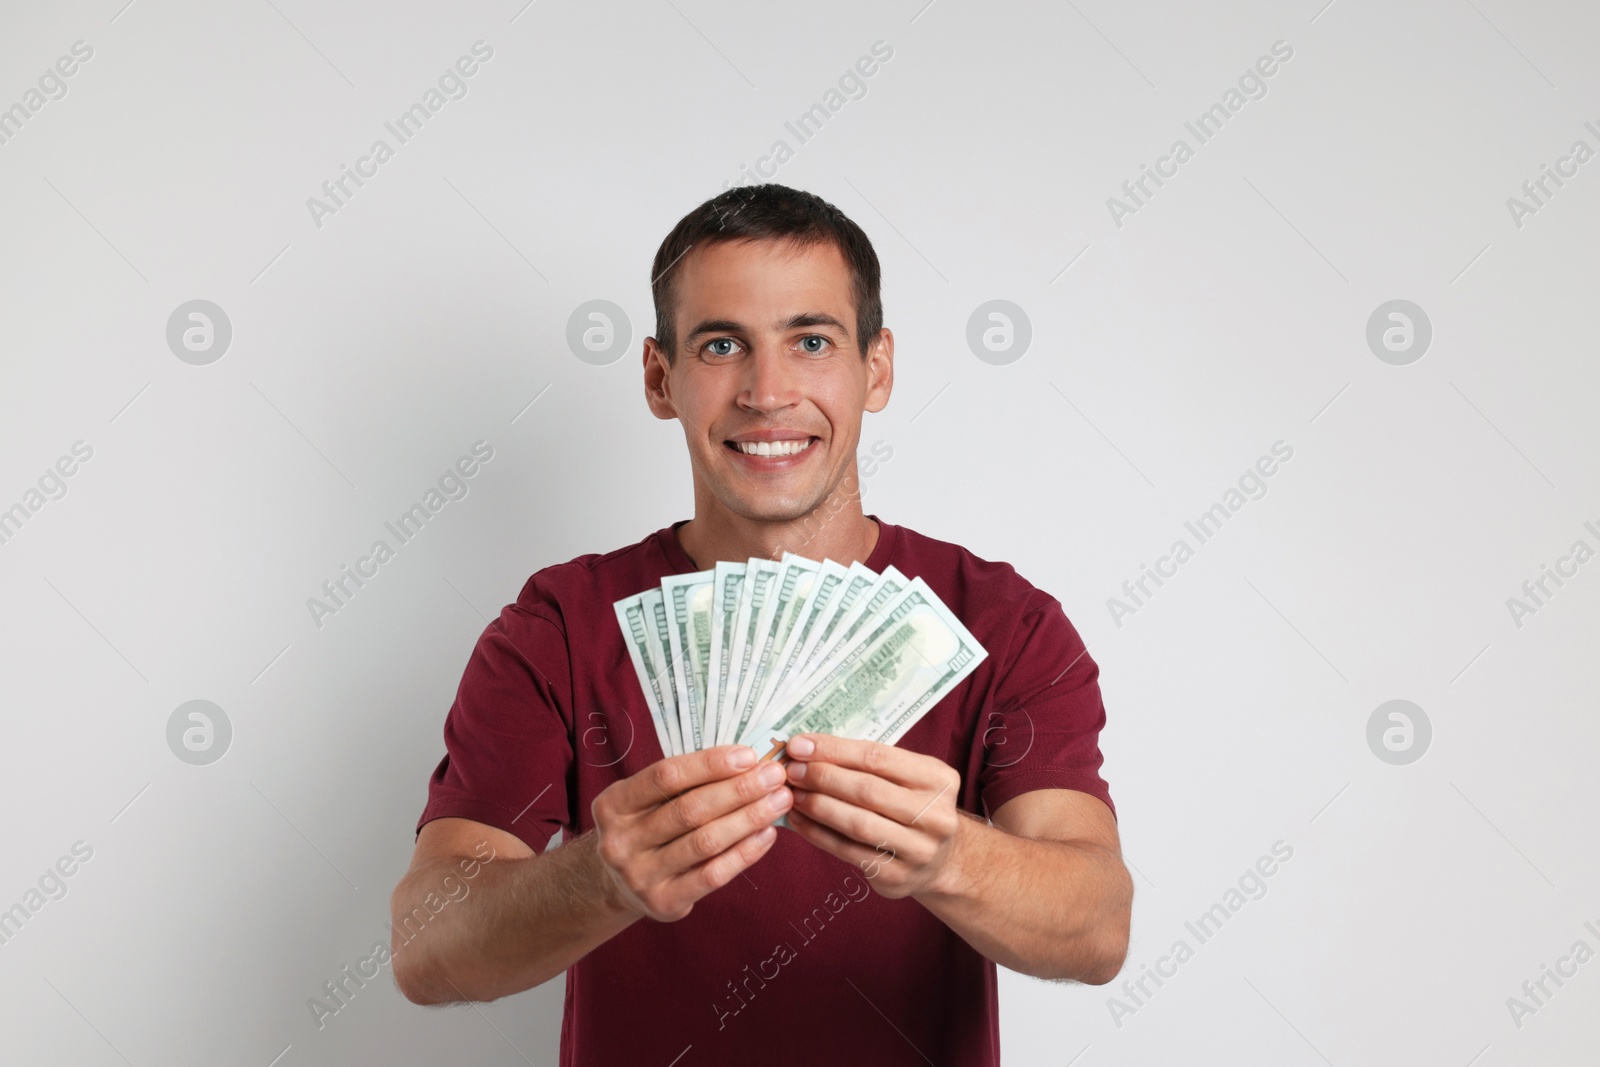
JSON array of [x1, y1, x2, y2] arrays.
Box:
[[738, 343, 801, 412]]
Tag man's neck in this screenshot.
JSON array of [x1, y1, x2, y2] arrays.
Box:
[[676, 477, 880, 570]]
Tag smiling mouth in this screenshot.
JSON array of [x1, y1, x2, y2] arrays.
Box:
[[725, 437, 819, 457]]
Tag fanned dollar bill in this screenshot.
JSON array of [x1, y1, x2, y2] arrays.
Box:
[[778, 562, 875, 696], [718, 558, 783, 746], [725, 557, 821, 749], [702, 561, 747, 748], [641, 587, 685, 756], [783, 564, 909, 710], [758, 578, 987, 749], [613, 557, 987, 761], [661, 569, 715, 751], [614, 595, 677, 757], [750, 559, 847, 728]]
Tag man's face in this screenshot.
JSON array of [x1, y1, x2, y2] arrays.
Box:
[[644, 237, 893, 524]]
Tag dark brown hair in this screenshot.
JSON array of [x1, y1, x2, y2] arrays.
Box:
[[649, 184, 882, 363]]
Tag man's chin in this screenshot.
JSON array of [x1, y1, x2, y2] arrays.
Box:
[[718, 486, 830, 527], [730, 499, 819, 525]]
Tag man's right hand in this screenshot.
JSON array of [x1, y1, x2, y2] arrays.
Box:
[[591, 745, 792, 922]]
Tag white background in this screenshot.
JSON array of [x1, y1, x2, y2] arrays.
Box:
[[1, 0, 1596, 1064]]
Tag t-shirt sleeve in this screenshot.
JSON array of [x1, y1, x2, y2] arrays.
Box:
[[976, 592, 1115, 822], [414, 600, 575, 854]]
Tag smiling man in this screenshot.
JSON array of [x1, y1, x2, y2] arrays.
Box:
[[392, 184, 1131, 1066]]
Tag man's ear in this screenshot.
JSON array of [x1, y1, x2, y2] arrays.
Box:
[[643, 337, 678, 421], [863, 327, 894, 414]]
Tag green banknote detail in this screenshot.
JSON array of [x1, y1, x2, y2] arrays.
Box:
[[761, 580, 987, 748]]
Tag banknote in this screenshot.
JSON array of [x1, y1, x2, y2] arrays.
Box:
[[718, 558, 783, 745], [758, 578, 988, 750], [661, 569, 715, 751], [641, 587, 685, 756], [763, 561, 877, 715], [741, 559, 850, 744], [749, 563, 908, 746], [726, 557, 821, 749], [796, 564, 909, 692], [702, 560, 747, 747], [613, 595, 677, 756], [614, 556, 988, 766]]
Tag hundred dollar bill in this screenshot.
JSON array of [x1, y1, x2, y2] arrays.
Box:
[[613, 594, 677, 757], [702, 560, 747, 746], [642, 587, 685, 756], [726, 557, 821, 748], [718, 558, 784, 745], [759, 578, 988, 751], [800, 564, 908, 686], [661, 569, 714, 751], [761, 559, 902, 726], [742, 558, 850, 745], [755, 559, 857, 716], [761, 561, 877, 719]]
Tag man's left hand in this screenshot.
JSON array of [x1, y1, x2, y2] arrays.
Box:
[[780, 733, 967, 899]]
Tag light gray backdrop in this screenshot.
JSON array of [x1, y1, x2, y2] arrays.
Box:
[[1, 0, 1596, 1063]]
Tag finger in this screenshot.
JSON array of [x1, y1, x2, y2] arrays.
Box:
[[785, 759, 929, 824], [640, 759, 790, 852], [614, 744, 760, 814], [786, 807, 890, 873], [784, 734, 947, 789], [652, 777, 794, 876], [790, 788, 915, 857], [670, 820, 781, 903]]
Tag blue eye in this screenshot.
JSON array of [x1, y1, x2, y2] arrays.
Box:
[[707, 338, 737, 357], [800, 335, 829, 354]]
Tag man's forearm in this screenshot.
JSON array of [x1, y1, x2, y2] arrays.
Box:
[[392, 831, 637, 1004], [913, 813, 1132, 983]]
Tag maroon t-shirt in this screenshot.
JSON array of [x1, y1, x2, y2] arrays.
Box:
[[416, 516, 1115, 1066]]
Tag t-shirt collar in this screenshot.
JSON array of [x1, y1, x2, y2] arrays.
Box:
[[658, 515, 896, 574]]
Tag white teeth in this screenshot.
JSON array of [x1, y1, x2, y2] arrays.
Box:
[[735, 438, 812, 456]]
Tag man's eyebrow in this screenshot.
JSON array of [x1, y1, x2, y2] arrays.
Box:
[[783, 312, 849, 335], [683, 319, 745, 343], [683, 312, 850, 343]]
